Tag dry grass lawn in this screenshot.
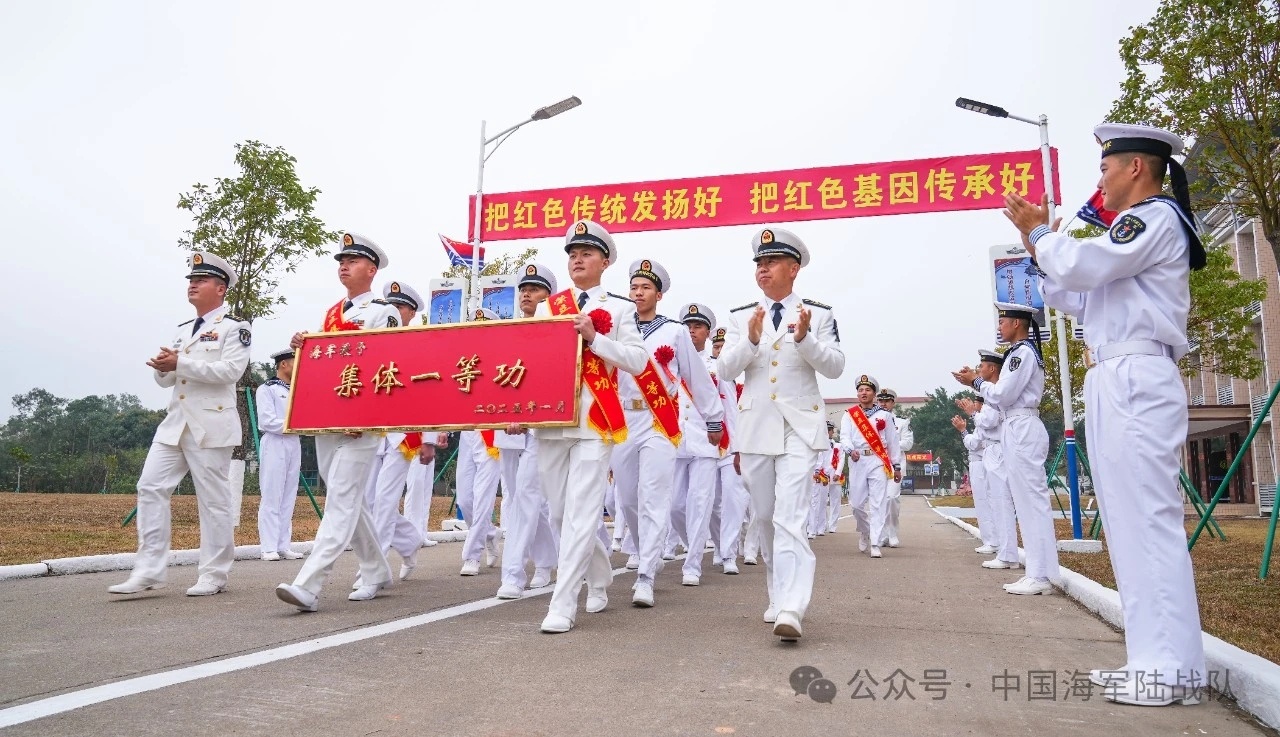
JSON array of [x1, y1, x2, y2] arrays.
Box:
[[0, 492, 462, 567]]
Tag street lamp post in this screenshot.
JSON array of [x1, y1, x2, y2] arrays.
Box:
[[469, 95, 583, 317], [956, 97, 1085, 541]]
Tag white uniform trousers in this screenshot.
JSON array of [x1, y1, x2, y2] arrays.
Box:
[[983, 446, 1019, 563], [739, 426, 819, 618], [826, 480, 843, 533], [709, 461, 749, 563], [1086, 356, 1204, 683], [1001, 414, 1059, 580], [968, 454, 998, 548], [364, 449, 424, 558], [457, 433, 502, 564], [538, 437, 615, 621], [613, 431, 677, 580], [882, 479, 901, 543], [848, 454, 890, 546], [404, 458, 436, 537], [742, 499, 762, 560], [672, 455, 717, 577], [257, 433, 301, 554], [291, 433, 391, 595], [498, 447, 558, 589], [807, 480, 826, 536], [131, 430, 235, 586]]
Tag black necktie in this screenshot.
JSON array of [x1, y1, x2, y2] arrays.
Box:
[[577, 291, 589, 309], [191, 316, 204, 337], [771, 302, 783, 331], [343, 300, 354, 312]]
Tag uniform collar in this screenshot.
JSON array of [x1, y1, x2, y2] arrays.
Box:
[[345, 290, 375, 308], [196, 304, 228, 324], [574, 284, 604, 303]]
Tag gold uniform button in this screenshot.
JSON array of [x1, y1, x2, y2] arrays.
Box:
[[770, 377, 777, 383], [813, 405, 819, 411], [181, 379, 187, 384], [770, 393, 777, 400], [771, 361, 778, 366], [217, 405, 223, 411], [179, 394, 185, 400], [772, 344, 780, 351]]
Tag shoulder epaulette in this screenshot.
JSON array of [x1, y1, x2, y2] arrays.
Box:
[[177, 318, 194, 327], [801, 298, 832, 310], [371, 299, 390, 306], [730, 301, 758, 313], [225, 314, 247, 323], [607, 292, 635, 303]]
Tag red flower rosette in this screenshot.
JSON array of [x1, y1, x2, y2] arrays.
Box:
[[654, 345, 675, 367], [735, 382, 744, 400], [875, 418, 886, 431], [588, 308, 613, 336]]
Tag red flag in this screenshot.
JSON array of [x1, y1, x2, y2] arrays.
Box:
[[440, 234, 485, 269], [1077, 188, 1117, 228]]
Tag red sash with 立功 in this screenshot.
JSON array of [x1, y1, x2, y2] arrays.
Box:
[[847, 406, 894, 477], [546, 289, 628, 444], [323, 299, 360, 333], [478, 430, 500, 459], [677, 374, 730, 455], [635, 357, 681, 447], [397, 432, 423, 460]]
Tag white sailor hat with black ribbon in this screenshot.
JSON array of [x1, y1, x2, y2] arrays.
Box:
[[334, 232, 390, 269], [977, 349, 1005, 366], [751, 227, 810, 267], [629, 258, 671, 293], [680, 302, 716, 330], [186, 251, 238, 290], [565, 220, 617, 264], [270, 348, 295, 364], [382, 280, 423, 313], [518, 262, 558, 293]]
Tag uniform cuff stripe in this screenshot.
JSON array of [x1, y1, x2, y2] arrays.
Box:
[[1029, 225, 1052, 245]]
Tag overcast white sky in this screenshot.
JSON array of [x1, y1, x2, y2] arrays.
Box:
[[0, 0, 1160, 416]]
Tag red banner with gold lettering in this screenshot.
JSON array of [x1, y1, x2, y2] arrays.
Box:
[[468, 149, 1060, 241], [284, 318, 582, 433]]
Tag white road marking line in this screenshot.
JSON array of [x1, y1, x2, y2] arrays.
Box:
[[0, 560, 651, 728]]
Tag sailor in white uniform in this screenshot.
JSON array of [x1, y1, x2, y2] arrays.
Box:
[[718, 227, 845, 642], [838, 374, 902, 559], [1007, 122, 1207, 706], [876, 389, 912, 546], [256, 348, 303, 562], [109, 251, 251, 597]]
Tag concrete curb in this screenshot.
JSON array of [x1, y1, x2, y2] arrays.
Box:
[[930, 504, 1280, 729], [0, 531, 468, 581]]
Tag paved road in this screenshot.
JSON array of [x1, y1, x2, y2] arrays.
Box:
[[0, 498, 1266, 736]]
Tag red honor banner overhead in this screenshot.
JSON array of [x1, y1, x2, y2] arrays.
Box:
[[285, 318, 582, 433], [468, 149, 1060, 241]]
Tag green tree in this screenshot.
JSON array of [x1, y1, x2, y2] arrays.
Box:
[[177, 140, 336, 460], [1184, 246, 1266, 378], [903, 387, 976, 484], [441, 246, 540, 282], [1110, 0, 1280, 268], [8, 446, 31, 492]]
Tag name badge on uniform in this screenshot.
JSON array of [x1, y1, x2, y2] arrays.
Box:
[[198, 331, 219, 342]]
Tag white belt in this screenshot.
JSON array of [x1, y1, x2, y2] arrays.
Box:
[[1006, 408, 1038, 418], [1090, 339, 1174, 367]]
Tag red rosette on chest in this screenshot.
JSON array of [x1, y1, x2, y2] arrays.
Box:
[[876, 418, 886, 431], [588, 308, 613, 336], [735, 382, 744, 400], [654, 345, 675, 367]]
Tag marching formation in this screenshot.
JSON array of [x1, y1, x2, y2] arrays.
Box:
[[108, 122, 1208, 707]]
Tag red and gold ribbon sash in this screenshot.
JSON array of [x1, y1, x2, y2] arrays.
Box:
[[397, 432, 423, 461], [679, 373, 730, 455], [637, 358, 682, 447], [478, 430, 500, 459], [830, 447, 840, 470], [847, 406, 894, 477], [547, 288, 628, 444], [323, 299, 360, 333]]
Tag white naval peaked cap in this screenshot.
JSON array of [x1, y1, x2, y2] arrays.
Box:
[[1093, 122, 1185, 158], [977, 349, 1006, 365], [382, 280, 423, 312], [518, 262, 558, 293], [564, 220, 617, 265], [876, 387, 898, 400], [679, 302, 716, 331], [186, 251, 238, 290], [711, 327, 728, 343], [471, 307, 500, 321], [751, 227, 810, 267], [334, 231, 389, 269], [855, 374, 879, 392], [270, 348, 295, 363], [628, 258, 671, 293]]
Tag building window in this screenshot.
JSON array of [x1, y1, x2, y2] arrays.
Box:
[[1218, 385, 1235, 405]]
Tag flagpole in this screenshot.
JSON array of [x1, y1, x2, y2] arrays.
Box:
[[469, 119, 487, 318]]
